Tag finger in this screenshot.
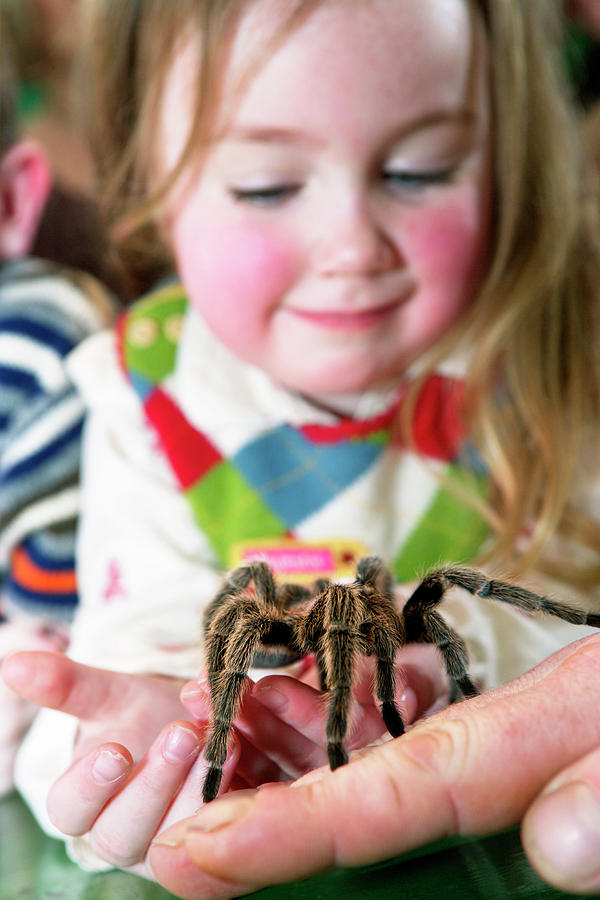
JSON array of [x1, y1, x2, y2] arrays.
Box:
[[348, 645, 450, 725], [113, 747, 246, 885], [2, 651, 126, 715], [47, 742, 133, 835], [251, 643, 449, 753], [184, 675, 327, 777], [150, 792, 260, 900], [522, 744, 600, 894], [252, 674, 386, 754], [2, 651, 179, 724], [83, 721, 204, 868], [160, 731, 242, 829], [151, 635, 600, 896], [394, 643, 451, 721], [180, 675, 212, 720], [224, 729, 290, 788], [239, 687, 329, 775]]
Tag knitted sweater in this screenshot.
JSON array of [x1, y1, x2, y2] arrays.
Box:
[[0, 258, 115, 620]]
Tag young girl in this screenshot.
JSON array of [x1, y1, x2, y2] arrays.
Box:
[[5, 0, 600, 890]]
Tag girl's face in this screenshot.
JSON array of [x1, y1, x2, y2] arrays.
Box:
[[160, 0, 492, 397]]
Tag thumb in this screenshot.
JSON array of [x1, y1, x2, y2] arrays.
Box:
[[149, 728, 477, 900], [522, 744, 600, 894]]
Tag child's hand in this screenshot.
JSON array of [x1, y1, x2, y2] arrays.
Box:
[[1, 640, 448, 879], [1, 652, 241, 877], [180, 643, 450, 790]]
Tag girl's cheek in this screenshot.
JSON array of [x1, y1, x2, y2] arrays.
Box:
[[404, 193, 490, 301], [174, 222, 299, 351]]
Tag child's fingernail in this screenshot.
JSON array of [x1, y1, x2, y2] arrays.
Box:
[[181, 676, 211, 700], [91, 749, 130, 785], [253, 684, 288, 714], [526, 781, 600, 882], [399, 686, 418, 723], [188, 792, 257, 834], [163, 725, 200, 763]]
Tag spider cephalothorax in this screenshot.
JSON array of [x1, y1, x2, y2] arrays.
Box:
[[201, 556, 600, 802]]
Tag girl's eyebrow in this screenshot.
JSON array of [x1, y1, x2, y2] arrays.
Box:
[[219, 126, 323, 148], [220, 109, 478, 148]]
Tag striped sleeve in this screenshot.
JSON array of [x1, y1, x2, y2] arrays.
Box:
[[0, 260, 114, 621]]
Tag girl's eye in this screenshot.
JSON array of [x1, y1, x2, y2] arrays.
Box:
[[230, 184, 301, 206], [382, 168, 456, 191]]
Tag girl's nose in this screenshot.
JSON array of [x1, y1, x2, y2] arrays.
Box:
[[316, 201, 399, 277]]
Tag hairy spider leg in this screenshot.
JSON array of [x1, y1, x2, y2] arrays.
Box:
[[298, 582, 370, 770], [403, 565, 600, 702], [368, 613, 406, 737], [310, 578, 332, 691], [203, 566, 254, 695], [402, 571, 478, 699], [438, 566, 600, 629], [203, 603, 262, 802], [202, 562, 296, 802], [354, 558, 405, 737], [355, 556, 395, 597]]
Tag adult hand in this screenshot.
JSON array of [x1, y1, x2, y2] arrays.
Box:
[[149, 634, 600, 899]]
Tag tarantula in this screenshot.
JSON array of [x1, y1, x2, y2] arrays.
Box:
[[201, 556, 600, 802]]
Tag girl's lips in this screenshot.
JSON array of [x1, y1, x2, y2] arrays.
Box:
[[288, 301, 400, 330]]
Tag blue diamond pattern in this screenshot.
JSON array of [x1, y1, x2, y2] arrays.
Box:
[[233, 424, 383, 527]]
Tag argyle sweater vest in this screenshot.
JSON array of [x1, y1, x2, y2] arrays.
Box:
[[117, 283, 491, 582]]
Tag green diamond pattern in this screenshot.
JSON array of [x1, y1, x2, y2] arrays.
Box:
[[185, 461, 286, 564]]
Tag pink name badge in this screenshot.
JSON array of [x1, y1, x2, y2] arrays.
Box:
[[229, 539, 370, 582]]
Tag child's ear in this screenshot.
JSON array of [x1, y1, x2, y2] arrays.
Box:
[[0, 139, 53, 261]]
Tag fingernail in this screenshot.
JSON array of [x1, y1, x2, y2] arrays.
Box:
[[151, 834, 184, 848], [253, 684, 288, 714], [399, 686, 418, 723], [91, 749, 130, 785], [152, 821, 187, 849], [181, 676, 211, 700], [188, 792, 257, 834], [163, 725, 200, 763], [526, 781, 600, 882]]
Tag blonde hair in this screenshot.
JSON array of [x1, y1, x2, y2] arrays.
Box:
[[82, 0, 600, 591], [464, 1, 600, 589]]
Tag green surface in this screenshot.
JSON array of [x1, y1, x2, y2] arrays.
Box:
[[1, 791, 597, 900]]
